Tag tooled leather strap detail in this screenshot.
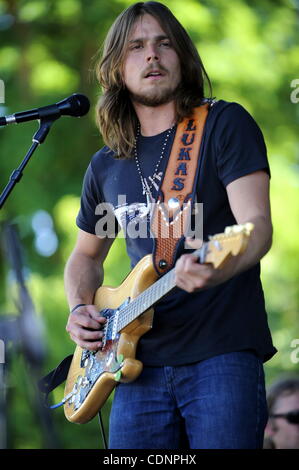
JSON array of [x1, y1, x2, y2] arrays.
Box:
[[150, 103, 209, 275]]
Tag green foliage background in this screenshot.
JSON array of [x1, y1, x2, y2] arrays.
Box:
[[0, 0, 298, 449]]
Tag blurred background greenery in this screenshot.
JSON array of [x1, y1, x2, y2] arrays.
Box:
[[0, 0, 298, 449]]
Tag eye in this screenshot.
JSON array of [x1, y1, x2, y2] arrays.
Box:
[[129, 42, 143, 50]]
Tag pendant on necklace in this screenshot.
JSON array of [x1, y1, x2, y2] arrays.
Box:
[[142, 178, 155, 213], [146, 191, 155, 206]]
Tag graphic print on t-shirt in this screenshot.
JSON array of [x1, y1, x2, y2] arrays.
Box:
[[112, 171, 163, 239]]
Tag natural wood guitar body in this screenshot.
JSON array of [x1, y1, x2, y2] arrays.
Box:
[[64, 254, 158, 423]]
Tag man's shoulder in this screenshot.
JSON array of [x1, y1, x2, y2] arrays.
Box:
[[208, 99, 250, 120], [207, 98, 261, 134], [89, 145, 117, 171]]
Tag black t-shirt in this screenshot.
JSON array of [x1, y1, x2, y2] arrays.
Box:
[[76, 100, 277, 365]]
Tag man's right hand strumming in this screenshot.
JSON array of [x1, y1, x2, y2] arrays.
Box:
[[66, 304, 107, 351], [64, 230, 116, 351]]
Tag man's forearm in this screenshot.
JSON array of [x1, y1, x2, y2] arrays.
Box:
[[231, 214, 273, 277], [176, 214, 273, 293], [64, 252, 104, 310]]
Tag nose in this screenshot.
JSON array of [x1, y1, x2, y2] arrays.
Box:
[[146, 44, 159, 63]]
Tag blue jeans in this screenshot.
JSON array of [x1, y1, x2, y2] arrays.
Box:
[[109, 351, 268, 449]]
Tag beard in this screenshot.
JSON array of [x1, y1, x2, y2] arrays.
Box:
[[129, 82, 180, 107]]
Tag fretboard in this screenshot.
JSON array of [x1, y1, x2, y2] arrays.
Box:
[[116, 268, 176, 333], [116, 245, 205, 333], [114, 223, 253, 333]]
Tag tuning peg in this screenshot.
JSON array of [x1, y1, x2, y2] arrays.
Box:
[[224, 223, 254, 235], [243, 222, 254, 234]]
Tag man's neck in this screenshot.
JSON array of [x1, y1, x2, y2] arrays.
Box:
[[133, 101, 176, 137]]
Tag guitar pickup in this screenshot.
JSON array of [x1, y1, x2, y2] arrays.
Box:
[[80, 349, 95, 368]]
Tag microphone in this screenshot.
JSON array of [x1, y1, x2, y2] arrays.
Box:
[[0, 93, 90, 126]]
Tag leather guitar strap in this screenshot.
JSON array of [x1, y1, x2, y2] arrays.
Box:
[[151, 102, 210, 275]]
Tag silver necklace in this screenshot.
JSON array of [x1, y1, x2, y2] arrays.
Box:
[[134, 124, 175, 204]]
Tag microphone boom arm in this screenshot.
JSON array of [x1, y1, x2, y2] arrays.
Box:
[[0, 116, 58, 210]]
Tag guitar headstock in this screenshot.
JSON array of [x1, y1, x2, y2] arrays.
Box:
[[196, 223, 254, 269]]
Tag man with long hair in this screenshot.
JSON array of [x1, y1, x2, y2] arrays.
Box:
[[64, 2, 276, 448]]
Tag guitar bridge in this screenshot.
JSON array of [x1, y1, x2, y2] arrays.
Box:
[[80, 349, 96, 368], [100, 300, 130, 348]]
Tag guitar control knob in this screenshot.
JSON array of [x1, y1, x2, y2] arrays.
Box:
[[114, 370, 122, 382], [117, 354, 124, 365]]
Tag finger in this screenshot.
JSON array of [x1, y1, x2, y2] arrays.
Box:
[[71, 312, 103, 330], [175, 256, 212, 292], [176, 254, 198, 274], [84, 305, 107, 324], [72, 304, 106, 323], [182, 255, 214, 275], [71, 323, 104, 341], [70, 333, 102, 351], [185, 237, 203, 249], [175, 258, 193, 291], [89, 313, 107, 325], [175, 274, 193, 293]]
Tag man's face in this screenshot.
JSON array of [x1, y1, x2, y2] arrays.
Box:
[[266, 392, 299, 449], [123, 14, 181, 107]]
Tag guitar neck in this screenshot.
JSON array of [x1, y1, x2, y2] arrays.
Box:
[[116, 245, 206, 333], [116, 223, 254, 333], [116, 268, 176, 332]]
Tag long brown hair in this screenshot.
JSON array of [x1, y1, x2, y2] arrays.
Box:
[[96, 1, 212, 159]]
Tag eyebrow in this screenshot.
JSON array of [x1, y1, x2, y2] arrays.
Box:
[[128, 35, 170, 44]]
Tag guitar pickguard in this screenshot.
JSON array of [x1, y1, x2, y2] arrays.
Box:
[[67, 301, 130, 412]]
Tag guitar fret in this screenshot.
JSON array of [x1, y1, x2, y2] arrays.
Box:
[[116, 269, 176, 333]]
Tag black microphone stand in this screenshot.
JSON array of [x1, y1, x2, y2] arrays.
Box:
[[0, 117, 58, 210]]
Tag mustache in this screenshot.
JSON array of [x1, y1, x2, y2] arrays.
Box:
[[142, 65, 168, 78]]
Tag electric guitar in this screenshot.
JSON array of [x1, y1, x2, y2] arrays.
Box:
[[64, 223, 254, 423]]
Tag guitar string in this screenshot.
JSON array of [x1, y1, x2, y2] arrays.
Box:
[[116, 267, 180, 331], [115, 241, 211, 331], [116, 269, 176, 332], [104, 245, 207, 336], [103, 235, 238, 340]]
